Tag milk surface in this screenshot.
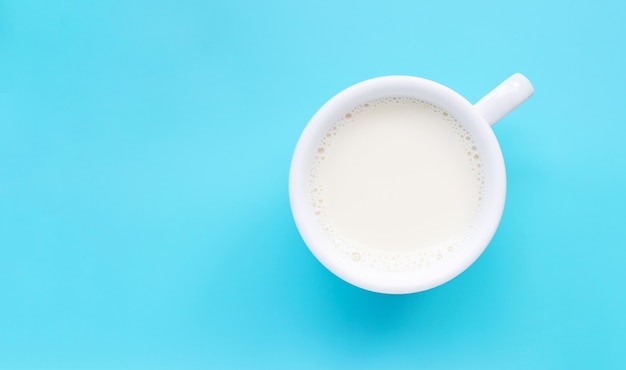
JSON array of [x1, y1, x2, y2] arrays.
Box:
[[309, 97, 485, 271]]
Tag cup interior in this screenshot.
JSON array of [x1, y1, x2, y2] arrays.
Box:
[[289, 76, 506, 294]]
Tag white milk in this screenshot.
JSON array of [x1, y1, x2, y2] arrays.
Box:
[[309, 97, 485, 271]]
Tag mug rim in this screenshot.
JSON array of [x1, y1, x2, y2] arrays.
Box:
[[289, 75, 506, 294]]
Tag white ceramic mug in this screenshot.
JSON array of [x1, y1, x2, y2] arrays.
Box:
[[289, 73, 533, 294]]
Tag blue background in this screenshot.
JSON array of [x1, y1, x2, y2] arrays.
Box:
[[1, 1, 624, 369]]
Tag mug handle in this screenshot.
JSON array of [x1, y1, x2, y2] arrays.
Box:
[[474, 73, 534, 126]]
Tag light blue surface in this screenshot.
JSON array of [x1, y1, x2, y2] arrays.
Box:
[[1, 1, 624, 368]]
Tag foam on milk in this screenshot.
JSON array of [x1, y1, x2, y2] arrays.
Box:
[[309, 97, 485, 272]]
